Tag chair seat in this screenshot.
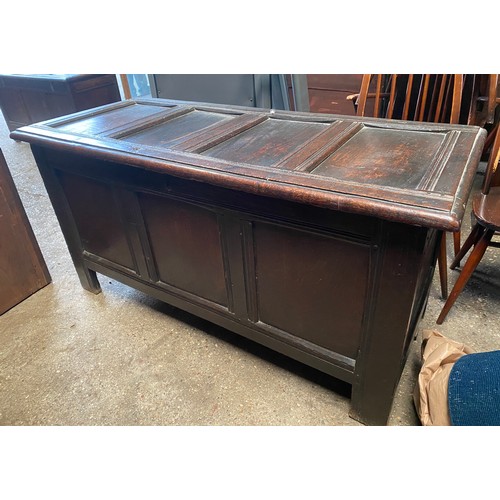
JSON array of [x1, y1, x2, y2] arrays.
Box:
[[472, 187, 500, 231]]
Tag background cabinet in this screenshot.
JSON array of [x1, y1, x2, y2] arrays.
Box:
[[0, 74, 121, 132]]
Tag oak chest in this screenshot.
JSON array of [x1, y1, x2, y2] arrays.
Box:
[[12, 98, 486, 424]]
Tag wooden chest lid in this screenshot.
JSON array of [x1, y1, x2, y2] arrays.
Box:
[[11, 98, 487, 230]]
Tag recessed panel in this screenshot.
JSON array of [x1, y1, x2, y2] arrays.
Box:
[[0, 88, 30, 124], [57, 172, 136, 270], [204, 118, 329, 166], [122, 110, 232, 148], [139, 193, 228, 307], [253, 221, 370, 359], [312, 126, 447, 190], [55, 104, 168, 135]]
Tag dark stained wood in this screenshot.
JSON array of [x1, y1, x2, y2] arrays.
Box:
[[12, 98, 485, 425], [450, 223, 485, 270], [306, 74, 364, 92], [0, 149, 51, 314], [56, 102, 167, 136], [12, 99, 486, 232], [312, 126, 447, 189], [487, 74, 499, 124], [277, 121, 362, 172], [437, 233, 449, 299], [350, 222, 432, 423], [139, 193, 229, 307], [437, 122, 500, 324], [176, 113, 267, 153], [287, 75, 368, 115], [102, 106, 191, 139], [351, 74, 482, 298], [253, 220, 370, 360], [0, 74, 121, 132], [474, 188, 500, 230], [203, 117, 329, 166], [56, 171, 136, 272], [437, 228, 494, 324]]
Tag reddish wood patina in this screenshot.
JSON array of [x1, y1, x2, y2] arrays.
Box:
[[12, 98, 486, 424]]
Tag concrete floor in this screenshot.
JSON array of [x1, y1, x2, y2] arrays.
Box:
[[1, 111, 499, 427]]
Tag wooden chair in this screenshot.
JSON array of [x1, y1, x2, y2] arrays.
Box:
[[352, 74, 468, 299], [352, 74, 464, 125], [469, 74, 499, 128], [437, 120, 500, 323]]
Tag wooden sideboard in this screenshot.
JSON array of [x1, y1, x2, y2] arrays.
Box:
[[286, 74, 371, 115], [0, 74, 121, 132], [11, 98, 485, 424]]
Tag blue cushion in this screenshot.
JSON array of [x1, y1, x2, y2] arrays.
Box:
[[448, 350, 500, 426]]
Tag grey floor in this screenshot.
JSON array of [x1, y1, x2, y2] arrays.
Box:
[[1, 111, 499, 427]]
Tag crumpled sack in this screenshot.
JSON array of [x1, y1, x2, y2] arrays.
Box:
[[413, 329, 474, 426]]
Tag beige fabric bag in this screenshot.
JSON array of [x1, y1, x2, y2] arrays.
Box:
[[413, 329, 474, 426]]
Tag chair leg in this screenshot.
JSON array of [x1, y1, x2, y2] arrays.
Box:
[[453, 231, 461, 257], [437, 233, 448, 299], [436, 228, 494, 324], [450, 223, 485, 270]]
